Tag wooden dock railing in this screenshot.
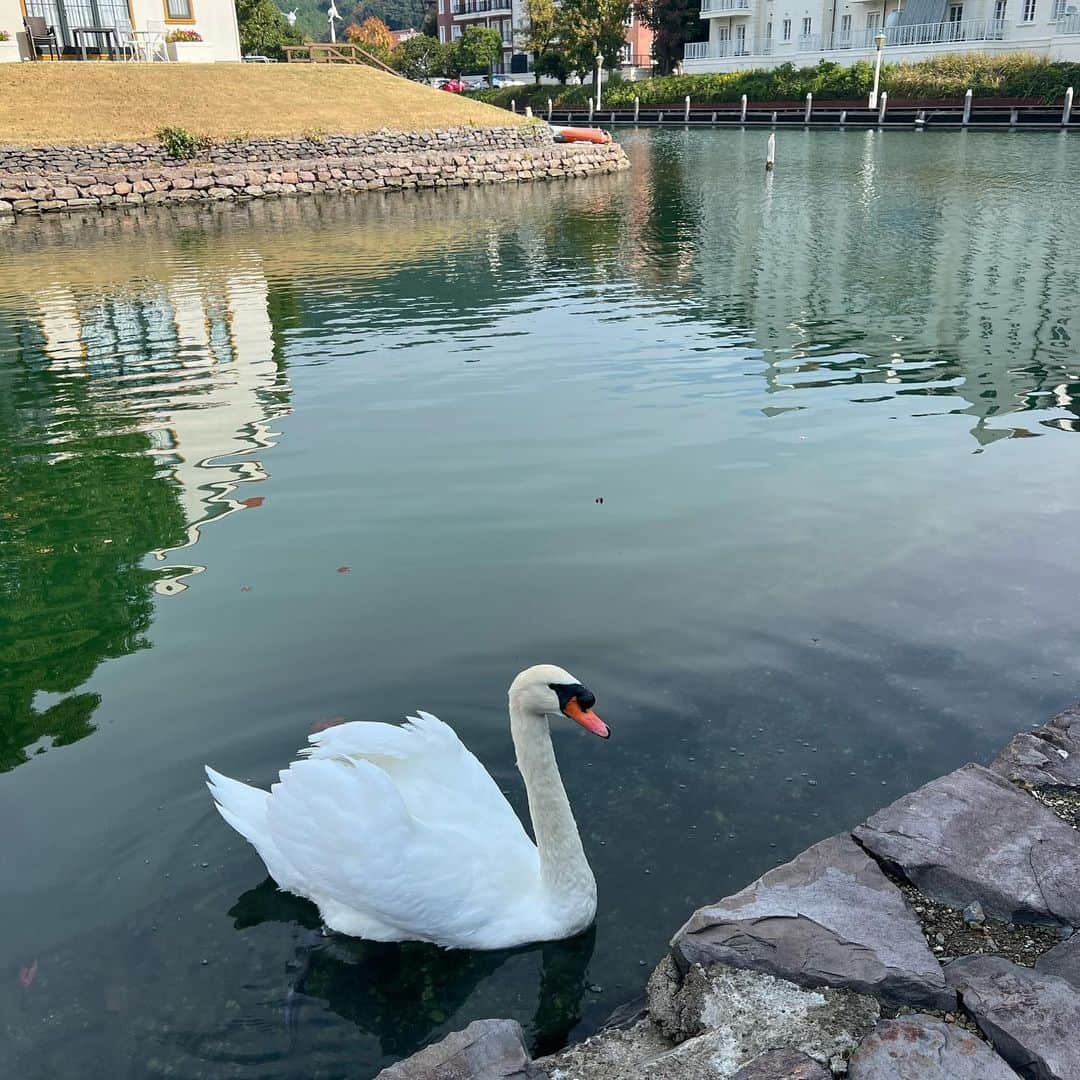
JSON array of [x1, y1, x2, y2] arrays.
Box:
[[283, 43, 401, 77]]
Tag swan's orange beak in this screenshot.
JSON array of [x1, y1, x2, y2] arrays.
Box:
[[563, 698, 610, 739]]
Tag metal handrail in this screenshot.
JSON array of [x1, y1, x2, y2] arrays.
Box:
[[450, 0, 512, 12], [699, 0, 752, 14], [686, 18, 1009, 60]]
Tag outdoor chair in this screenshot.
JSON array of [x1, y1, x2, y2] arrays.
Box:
[[24, 15, 60, 61]]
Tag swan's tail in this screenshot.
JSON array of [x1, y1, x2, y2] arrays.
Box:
[[206, 766, 297, 890]]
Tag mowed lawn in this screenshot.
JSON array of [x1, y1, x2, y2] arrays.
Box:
[[0, 63, 523, 144]]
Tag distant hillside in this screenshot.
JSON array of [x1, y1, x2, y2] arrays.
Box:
[[286, 0, 428, 37]]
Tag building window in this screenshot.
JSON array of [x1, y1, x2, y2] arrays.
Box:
[[1052, 0, 1066, 16], [439, 25, 447, 41], [865, 11, 880, 30], [948, 4, 963, 20], [766, 20, 772, 38], [1022, 0, 1036, 18], [840, 13, 851, 30], [802, 16, 811, 35], [164, 0, 194, 21], [782, 17, 791, 38], [995, 0, 1007, 18], [451, 24, 462, 39]]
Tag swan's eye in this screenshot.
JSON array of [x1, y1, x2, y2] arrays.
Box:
[[549, 683, 595, 712]]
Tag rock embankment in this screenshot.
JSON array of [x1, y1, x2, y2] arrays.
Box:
[[0, 126, 629, 219], [380, 703, 1080, 1080]]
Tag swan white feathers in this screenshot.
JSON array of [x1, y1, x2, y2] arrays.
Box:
[[205, 664, 609, 950]]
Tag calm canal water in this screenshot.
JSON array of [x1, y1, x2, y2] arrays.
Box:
[[2, 128, 1080, 1078]]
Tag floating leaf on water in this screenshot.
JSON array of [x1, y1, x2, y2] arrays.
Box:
[[336, 566, 350, 574], [239, 496, 265, 508], [18, 959, 37, 990]]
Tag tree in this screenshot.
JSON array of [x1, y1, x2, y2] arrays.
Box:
[[393, 33, 447, 81], [634, 0, 700, 74], [555, 0, 631, 80], [520, 0, 560, 84], [534, 47, 574, 84], [346, 15, 396, 51], [449, 25, 503, 76], [235, 0, 302, 59]]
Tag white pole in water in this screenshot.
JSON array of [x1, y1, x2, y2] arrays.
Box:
[[595, 53, 604, 112], [588, 97, 594, 123], [766, 131, 775, 171], [840, 110, 847, 126], [740, 94, 747, 123], [963, 88, 973, 127], [804, 92, 812, 124], [1064, 86, 1074, 126], [878, 90, 888, 126], [868, 31, 885, 109], [634, 96, 640, 123], [511, 98, 516, 113], [684, 95, 690, 123], [547, 98, 553, 121]]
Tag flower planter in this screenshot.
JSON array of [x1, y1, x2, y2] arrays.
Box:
[[167, 40, 214, 63], [0, 39, 21, 62]]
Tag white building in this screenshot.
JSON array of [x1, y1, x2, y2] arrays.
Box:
[[2, 1, 241, 62], [685, 0, 1080, 72]]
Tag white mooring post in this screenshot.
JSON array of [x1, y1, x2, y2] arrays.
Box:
[[771, 109, 778, 124], [547, 98, 553, 121], [1063, 86, 1074, 126], [740, 94, 747, 123], [659, 110, 665, 123], [962, 88, 973, 127], [588, 97, 594, 123], [610, 111, 615, 123], [685, 95, 691, 123], [878, 91, 888, 126], [766, 132, 775, 171], [525, 105, 532, 117], [1010, 106, 1018, 127], [711, 110, 717, 123], [840, 110, 847, 126], [805, 93, 813, 124], [511, 98, 516, 114], [634, 96, 640, 123]]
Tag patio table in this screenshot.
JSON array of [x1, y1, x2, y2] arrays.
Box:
[[71, 25, 120, 62]]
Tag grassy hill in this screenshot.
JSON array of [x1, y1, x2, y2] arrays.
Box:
[[0, 64, 522, 145]]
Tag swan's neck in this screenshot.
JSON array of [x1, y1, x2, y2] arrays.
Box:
[[510, 703, 595, 910]]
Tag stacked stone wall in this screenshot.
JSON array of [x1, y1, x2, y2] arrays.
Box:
[[0, 126, 629, 218]]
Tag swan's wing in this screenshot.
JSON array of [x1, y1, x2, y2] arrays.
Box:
[[302, 711, 534, 856], [266, 755, 537, 944]]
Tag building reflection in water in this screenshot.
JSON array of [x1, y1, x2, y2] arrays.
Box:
[[0, 254, 289, 770]]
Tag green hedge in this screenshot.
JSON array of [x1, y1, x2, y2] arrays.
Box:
[[466, 54, 1080, 110]]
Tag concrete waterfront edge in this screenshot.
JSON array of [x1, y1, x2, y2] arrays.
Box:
[[0, 127, 630, 220], [379, 703, 1080, 1078]]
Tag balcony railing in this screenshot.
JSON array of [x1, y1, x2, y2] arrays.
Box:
[[686, 18, 1010, 60], [700, 0, 752, 14], [1057, 12, 1080, 32], [451, 0, 512, 13]]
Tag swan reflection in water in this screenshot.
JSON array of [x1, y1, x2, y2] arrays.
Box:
[[228, 878, 597, 1061]]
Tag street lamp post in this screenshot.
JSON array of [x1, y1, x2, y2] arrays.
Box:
[[595, 53, 604, 113], [868, 31, 886, 109]]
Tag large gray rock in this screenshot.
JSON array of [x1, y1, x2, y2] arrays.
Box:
[[847, 1014, 1019, 1079], [669, 833, 952, 1009], [538, 959, 876, 1079], [729, 1049, 831, 1079], [1035, 933, 1080, 991], [946, 955, 1080, 1080], [853, 764, 1080, 927], [990, 705, 1080, 788], [376, 1018, 542, 1080]]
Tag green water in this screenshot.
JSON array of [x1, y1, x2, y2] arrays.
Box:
[[1, 128, 1079, 1078]]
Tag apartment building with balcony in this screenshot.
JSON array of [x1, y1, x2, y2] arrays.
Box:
[[684, 0, 1080, 72], [435, 0, 654, 76]]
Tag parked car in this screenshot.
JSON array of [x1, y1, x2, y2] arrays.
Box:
[[439, 79, 467, 93], [490, 75, 514, 88]]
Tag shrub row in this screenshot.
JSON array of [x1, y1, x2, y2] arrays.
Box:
[[467, 54, 1080, 110]]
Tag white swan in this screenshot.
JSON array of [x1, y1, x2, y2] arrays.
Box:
[[205, 665, 609, 949]]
